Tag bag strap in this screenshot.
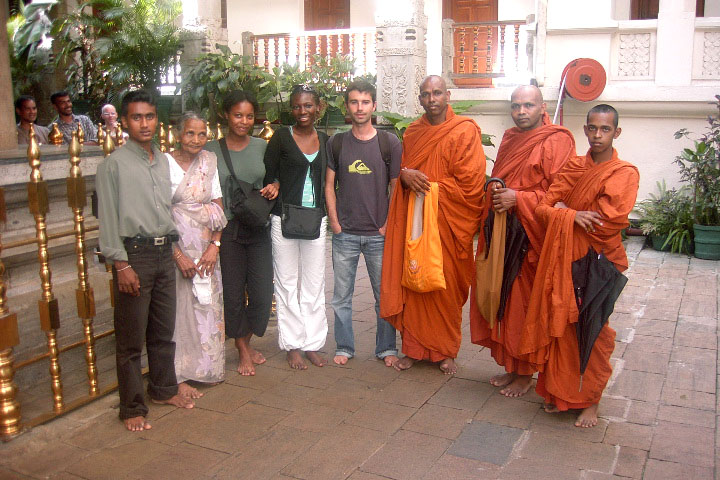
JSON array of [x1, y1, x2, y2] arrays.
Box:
[[377, 129, 393, 180], [219, 137, 238, 181]]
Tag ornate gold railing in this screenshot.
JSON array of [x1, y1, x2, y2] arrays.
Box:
[[447, 20, 527, 86], [250, 27, 376, 74]]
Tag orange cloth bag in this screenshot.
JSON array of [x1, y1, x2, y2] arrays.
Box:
[[401, 182, 446, 293], [474, 203, 507, 330]]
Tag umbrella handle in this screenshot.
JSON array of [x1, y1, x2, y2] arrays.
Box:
[[484, 177, 506, 191]]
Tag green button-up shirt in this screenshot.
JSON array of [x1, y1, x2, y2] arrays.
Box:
[[96, 139, 177, 262]]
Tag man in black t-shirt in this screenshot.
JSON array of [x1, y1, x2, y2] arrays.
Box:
[[326, 80, 402, 367]]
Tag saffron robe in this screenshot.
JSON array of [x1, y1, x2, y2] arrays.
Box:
[[470, 113, 576, 374], [380, 106, 486, 360], [523, 149, 639, 409]]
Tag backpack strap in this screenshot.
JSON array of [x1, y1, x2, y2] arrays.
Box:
[[376, 129, 393, 180], [331, 131, 346, 165]]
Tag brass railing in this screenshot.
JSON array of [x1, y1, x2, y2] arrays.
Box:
[[448, 20, 527, 85], [250, 27, 376, 75], [0, 125, 128, 440]]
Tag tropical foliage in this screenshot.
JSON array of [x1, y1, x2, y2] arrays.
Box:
[[674, 95, 720, 226], [636, 180, 694, 254], [7, 0, 56, 97]]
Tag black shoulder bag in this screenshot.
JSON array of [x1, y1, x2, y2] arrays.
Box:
[[280, 144, 326, 240], [219, 138, 276, 228]]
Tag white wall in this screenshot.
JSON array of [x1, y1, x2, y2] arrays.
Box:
[[351, 0, 380, 27], [707, 0, 720, 16], [499, 0, 534, 21], [425, 0, 442, 75], [226, 0, 303, 51], [547, 0, 614, 29]]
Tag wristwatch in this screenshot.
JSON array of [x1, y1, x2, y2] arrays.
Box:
[[212, 240, 221, 248]]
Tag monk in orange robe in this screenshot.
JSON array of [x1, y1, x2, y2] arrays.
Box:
[[380, 75, 486, 374], [470, 85, 576, 396], [523, 104, 639, 427]]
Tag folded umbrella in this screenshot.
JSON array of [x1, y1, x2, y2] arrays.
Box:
[[571, 247, 628, 390]]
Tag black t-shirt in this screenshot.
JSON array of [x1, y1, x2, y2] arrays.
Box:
[[327, 130, 402, 235]]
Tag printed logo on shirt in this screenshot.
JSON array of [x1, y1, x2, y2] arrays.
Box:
[[348, 159, 372, 175]]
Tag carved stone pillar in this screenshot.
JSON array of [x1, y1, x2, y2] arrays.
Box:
[[180, 0, 228, 67], [375, 0, 428, 118], [441, 19, 456, 88]]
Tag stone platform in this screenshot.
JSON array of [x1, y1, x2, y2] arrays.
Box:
[[1, 237, 718, 480]]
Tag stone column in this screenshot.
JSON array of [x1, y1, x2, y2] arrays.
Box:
[[375, 0, 428, 118], [0, 3, 18, 151], [180, 0, 228, 66], [441, 19, 456, 88], [655, 0, 695, 86]]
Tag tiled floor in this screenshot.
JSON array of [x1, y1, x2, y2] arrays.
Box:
[[1, 237, 718, 479]]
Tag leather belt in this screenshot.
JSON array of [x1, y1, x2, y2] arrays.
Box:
[[123, 234, 179, 247]]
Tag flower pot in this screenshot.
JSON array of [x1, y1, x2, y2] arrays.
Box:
[[650, 234, 671, 252], [693, 224, 720, 260]]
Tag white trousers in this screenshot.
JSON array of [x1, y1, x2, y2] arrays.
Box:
[[270, 215, 328, 351]]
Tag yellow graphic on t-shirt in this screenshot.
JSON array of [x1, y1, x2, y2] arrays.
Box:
[[349, 159, 372, 174]]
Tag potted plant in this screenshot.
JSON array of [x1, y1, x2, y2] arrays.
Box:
[[636, 180, 694, 254], [674, 95, 720, 260]]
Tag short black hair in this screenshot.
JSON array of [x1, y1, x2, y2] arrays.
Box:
[[587, 104, 619, 128], [222, 90, 259, 114], [120, 89, 157, 117], [290, 84, 320, 106], [15, 95, 36, 110], [344, 80, 376, 103], [50, 91, 70, 104]]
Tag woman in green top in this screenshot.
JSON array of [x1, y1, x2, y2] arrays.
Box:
[[205, 90, 277, 377]]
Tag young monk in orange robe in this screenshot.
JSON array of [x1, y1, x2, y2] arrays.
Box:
[[522, 104, 639, 427], [470, 85, 576, 397], [380, 76, 485, 374]]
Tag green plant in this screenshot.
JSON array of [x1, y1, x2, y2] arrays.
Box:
[[7, 0, 57, 97], [181, 44, 275, 123], [674, 95, 720, 226], [376, 101, 495, 148], [636, 180, 694, 254], [54, 0, 183, 117]]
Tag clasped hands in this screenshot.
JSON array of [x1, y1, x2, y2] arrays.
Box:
[[554, 201, 604, 233], [175, 244, 219, 279]]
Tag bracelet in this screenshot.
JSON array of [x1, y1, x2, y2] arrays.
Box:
[[116, 265, 132, 272]]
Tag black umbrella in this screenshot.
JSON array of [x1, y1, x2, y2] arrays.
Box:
[[571, 247, 628, 390], [482, 178, 530, 323]]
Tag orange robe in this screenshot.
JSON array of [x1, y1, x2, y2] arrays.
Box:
[[522, 149, 639, 409], [470, 113, 575, 375], [380, 106, 486, 360]]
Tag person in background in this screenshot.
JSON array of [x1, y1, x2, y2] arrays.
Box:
[[50, 90, 98, 145], [101, 103, 128, 141], [15, 95, 49, 145]]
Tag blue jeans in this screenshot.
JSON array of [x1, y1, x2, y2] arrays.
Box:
[[331, 232, 398, 359]]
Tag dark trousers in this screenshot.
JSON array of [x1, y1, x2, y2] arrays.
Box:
[[113, 243, 178, 419], [220, 223, 274, 339]]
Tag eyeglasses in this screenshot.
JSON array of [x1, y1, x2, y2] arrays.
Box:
[[292, 84, 315, 93]]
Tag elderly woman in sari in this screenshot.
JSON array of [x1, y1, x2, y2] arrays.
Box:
[[169, 112, 228, 398]]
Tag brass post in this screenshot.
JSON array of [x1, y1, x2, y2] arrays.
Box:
[[257, 121, 274, 142], [205, 122, 215, 141], [26, 126, 63, 413], [167, 125, 176, 152], [0, 186, 22, 440], [77, 121, 85, 145], [216, 123, 224, 140], [101, 132, 116, 307], [67, 132, 98, 395], [97, 123, 105, 144], [115, 125, 125, 146], [159, 122, 167, 152], [49, 123, 63, 146]]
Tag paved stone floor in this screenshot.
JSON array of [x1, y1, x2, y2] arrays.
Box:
[[1, 237, 718, 479]]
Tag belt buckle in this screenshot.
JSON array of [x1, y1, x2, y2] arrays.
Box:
[[153, 237, 166, 246]]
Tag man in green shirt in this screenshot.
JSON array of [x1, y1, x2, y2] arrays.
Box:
[[96, 90, 194, 432]]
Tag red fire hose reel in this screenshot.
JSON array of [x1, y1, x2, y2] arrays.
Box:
[[553, 58, 607, 125]]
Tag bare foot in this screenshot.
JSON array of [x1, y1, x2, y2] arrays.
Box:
[[237, 352, 256, 376], [151, 394, 194, 409], [333, 355, 349, 365], [287, 349, 307, 370], [306, 351, 327, 367], [393, 356, 415, 371], [499, 374, 533, 398], [123, 416, 152, 432], [178, 382, 204, 399], [382, 355, 399, 367], [575, 404, 599, 428], [543, 403, 560, 413], [490, 373, 514, 387], [439, 358, 457, 375], [249, 347, 266, 365]]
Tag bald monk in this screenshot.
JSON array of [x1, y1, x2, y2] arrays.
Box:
[[380, 75, 486, 374], [524, 104, 638, 427], [470, 85, 575, 396]]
